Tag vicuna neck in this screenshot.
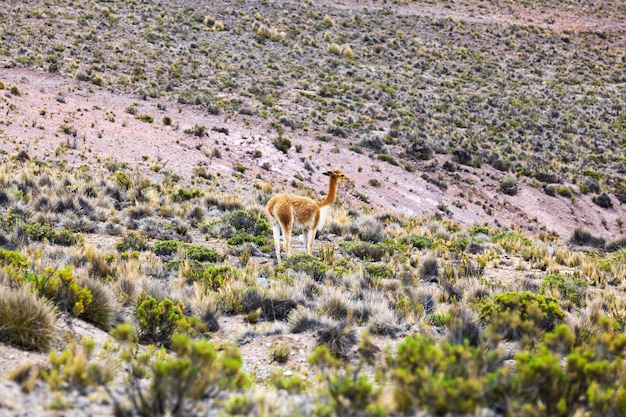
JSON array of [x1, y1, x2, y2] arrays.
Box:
[[318, 177, 339, 207]]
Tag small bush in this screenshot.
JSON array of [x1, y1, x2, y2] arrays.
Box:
[[593, 193, 613, 208], [171, 188, 204, 203], [223, 209, 271, 248], [270, 342, 291, 364], [0, 248, 29, 269], [198, 265, 240, 290], [387, 335, 486, 415], [135, 292, 203, 348], [365, 263, 393, 281], [540, 273, 588, 308], [418, 252, 439, 282], [317, 321, 358, 359], [500, 174, 518, 195], [479, 291, 565, 340], [280, 253, 328, 281], [21, 223, 79, 246], [343, 241, 387, 261], [79, 278, 116, 331], [309, 344, 383, 416], [404, 235, 434, 249], [113, 331, 250, 417], [491, 231, 532, 253], [135, 114, 154, 123], [184, 124, 207, 136], [116, 232, 148, 252], [186, 244, 220, 262], [45, 338, 115, 393], [0, 287, 56, 351], [569, 227, 605, 248], [28, 266, 93, 318], [225, 209, 271, 236], [377, 153, 399, 166], [152, 240, 180, 256], [272, 137, 291, 154], [75, 68, 90, 81]]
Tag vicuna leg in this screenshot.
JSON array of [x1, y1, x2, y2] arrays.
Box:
[[277, 210, 293, 260], [303, 229, 311, 255], [283, 226, 292, 258], [304, 228, 315, 255], [271, 220, 282, 263]]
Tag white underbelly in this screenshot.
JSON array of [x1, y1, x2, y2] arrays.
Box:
[[317, 205, 330, 231]]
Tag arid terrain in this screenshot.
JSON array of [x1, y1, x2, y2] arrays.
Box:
[[0, 0, 625, 416]]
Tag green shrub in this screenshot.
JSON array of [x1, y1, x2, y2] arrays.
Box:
[[45, 338, 116, 393], [540, 274, 588, 308], [199, 265, 240, 290], [0, 287, 56, 351], [135, 292, 203, 348], [185, 244, 220, 262], [184, 124, 206, 136], [309, 344, 384, 416], [153, 241, 221, 263], [479, 291, 565, 340], [135, 114, 154, 123], [365, 263, 393, 280], [269, 342, 291, 364], [0, 248, 28, 269], [55, 229, 79, 246], [512, 345, 569, 416], [377, 153, 399, 166], [469, 225, 491, 236], [222, 209, 271, 248], [343, 240, 405, 261], [28, 266, 93, 318], [23, 222, 57, 242], [171, 188, 204, 203], [116, 232, 148, 252], [111, 330, 250, 416], [152, 240, 181, 256], [20, 223, 79, 246], [491, 231, 532, 253], [269, 373, 305, 394], [280, 253, 328, 281], [223, 396, 256, 416], [387, 335, 489, 415], [225, 209, 270, 236], [508, 324, 626, 416], [403, 235, 434, 249], [272, 137, 291, 154]]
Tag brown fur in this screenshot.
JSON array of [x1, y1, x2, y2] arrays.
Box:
[[266, 169, 348, 263]]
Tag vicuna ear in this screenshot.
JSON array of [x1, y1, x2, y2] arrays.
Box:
[[322, 171, 332, 176]]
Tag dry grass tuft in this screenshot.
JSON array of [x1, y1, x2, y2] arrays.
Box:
[[0, 286, 56, 352], [8, 362, 40, 393], [317, 320, 358, 358]]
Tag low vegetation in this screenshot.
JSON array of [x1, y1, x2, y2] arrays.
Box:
[[0, 151, 623, 415]]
